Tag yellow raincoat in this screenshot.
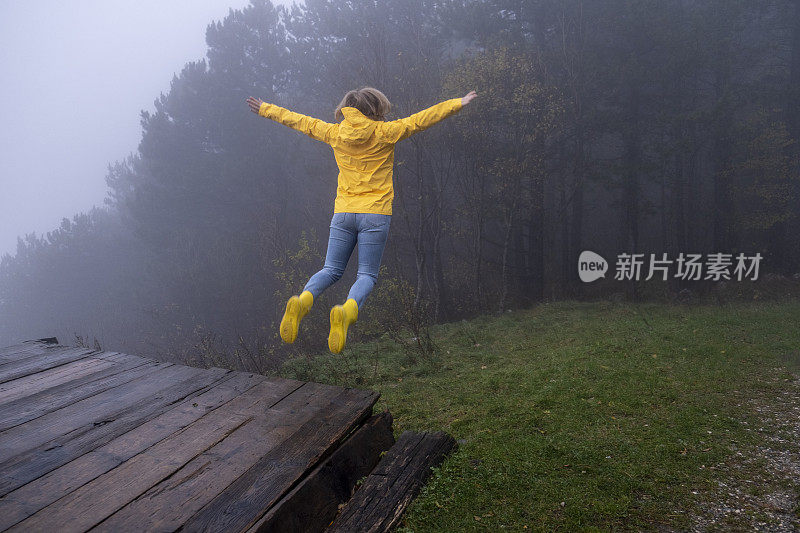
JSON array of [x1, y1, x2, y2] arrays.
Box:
[[258, 98, 463, 215]]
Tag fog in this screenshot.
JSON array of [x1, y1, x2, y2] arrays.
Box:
[[0, 0, 274, 257], [1, 4, 799, 530], [0, 0, 798, 364]]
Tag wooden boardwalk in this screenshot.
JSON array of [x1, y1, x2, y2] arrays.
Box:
[[0, 339, 382, 532]]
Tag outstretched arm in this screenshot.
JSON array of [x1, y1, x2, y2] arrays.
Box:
[[247, 96, 337, 144], [379, 90, 477, 143]]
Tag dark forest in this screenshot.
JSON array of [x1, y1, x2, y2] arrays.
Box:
[[2, 0, 799, 365]]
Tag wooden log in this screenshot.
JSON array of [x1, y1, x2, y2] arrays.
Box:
[[327, 431, 457, 533], [0, 365, 231, 495], [93, 386, 377, 533], [0, 371, 268, 530], [247, 411, 395, 533]]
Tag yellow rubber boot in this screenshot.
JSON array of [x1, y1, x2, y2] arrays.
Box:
[[328, 298, 358, 354], [280, 290, 313, 344]]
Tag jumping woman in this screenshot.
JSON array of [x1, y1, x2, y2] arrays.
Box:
[[246, 88, 478, 353]]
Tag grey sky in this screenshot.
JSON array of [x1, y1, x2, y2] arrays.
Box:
[[0, 0, 292, 259]]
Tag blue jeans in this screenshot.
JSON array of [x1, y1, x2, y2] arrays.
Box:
[[303, 212, 391, 310]]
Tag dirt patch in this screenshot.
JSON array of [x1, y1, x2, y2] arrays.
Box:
[[689, 374, 800, 531]]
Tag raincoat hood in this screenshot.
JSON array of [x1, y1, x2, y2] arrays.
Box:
[[337, 107, 379, 144]]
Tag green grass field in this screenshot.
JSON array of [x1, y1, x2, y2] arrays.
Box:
[[278, 301, 800, 531]]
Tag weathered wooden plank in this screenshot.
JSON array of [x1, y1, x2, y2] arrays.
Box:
[[31, 338, 59, 345], [0, 347, 97, 384], [0, 353, 128, 405], [91, 350, 151, 365], [0, 340, 54, 362], [0, 341, 397, 533], [0, 344, 31, 357], [0, 361, 181, 449], [327, 431, 457, 533], [0, 343, 68, 363], [5, 373, 302, 533], [247, 411, 395, 533], [0, 347, 47, 365], [90, 383, 368, 533], [0, 371, 268, 531], [0, 365, 231, 496], [0, 356, 159, 431], [0, 363, 208, 457], [179, 387, 380, 533]]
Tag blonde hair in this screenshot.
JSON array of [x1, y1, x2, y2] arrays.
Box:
[[335, 87, 391, 121]]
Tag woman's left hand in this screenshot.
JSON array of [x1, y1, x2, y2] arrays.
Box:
[[246, 96, 264, 114]]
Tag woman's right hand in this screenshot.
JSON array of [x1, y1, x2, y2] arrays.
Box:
[[461, 90, 477, 106]]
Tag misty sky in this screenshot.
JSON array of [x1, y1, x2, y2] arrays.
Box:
[[0, 0, 292, 258]]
